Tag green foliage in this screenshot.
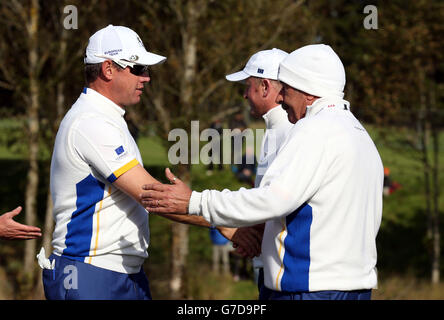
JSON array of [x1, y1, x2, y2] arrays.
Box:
[[366, 124, 444, 277], [368, 124, 444, 227], [0, 119, 27, 159]]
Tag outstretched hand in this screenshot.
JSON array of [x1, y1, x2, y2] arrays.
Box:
[[0, 206, 42, 240], [140, 168, 192, 214]]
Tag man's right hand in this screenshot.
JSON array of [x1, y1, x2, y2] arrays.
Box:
[[0, 206, 42, 240], [219, 225, 264, 258], [141, 168, 191, 215]]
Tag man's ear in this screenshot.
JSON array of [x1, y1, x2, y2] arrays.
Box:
[[100, 60, 114, 81], [262, 79, 270, 97], [305, 93, 319, 106]]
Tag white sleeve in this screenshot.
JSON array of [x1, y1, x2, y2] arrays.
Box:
[[189, 124, 328, 227], [72, 116, 139, 183]]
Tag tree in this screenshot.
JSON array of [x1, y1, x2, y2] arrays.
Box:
[[0, 0, 43, 287]]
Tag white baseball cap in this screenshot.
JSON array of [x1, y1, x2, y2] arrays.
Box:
[[84, 24, 166, 68], [278, 44, 346, 99], [225, 48, 288, 82]]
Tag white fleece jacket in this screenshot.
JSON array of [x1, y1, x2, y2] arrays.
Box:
[[189, 97, 383, 292]]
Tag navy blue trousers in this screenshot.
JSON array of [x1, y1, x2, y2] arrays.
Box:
[[257, 269, 371, 300], [267, 288, 372, 300], [42, 254, 152, 300], [258, 268, 273, 300]]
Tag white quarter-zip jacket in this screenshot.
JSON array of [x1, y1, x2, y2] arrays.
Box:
[[189, 97, 383, 292]]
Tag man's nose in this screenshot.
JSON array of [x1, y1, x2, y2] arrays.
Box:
[[140, 75, 151, 83]]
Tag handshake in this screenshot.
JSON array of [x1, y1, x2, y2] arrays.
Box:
[[139, 168, 263, 259]]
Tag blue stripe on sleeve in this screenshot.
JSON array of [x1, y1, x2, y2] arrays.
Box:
[[107, 173, 117, 183], [62, 174, 105, 260], [280, 203, 313, 292], [209, 227, 229, 245]]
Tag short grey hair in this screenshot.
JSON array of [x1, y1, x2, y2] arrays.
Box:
[[254, 77, 282, 90]]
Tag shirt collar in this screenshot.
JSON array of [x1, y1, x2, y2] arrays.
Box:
[[305, 97, 350, 118], [82, 87, 126, 119], [262, 105, 288, 130]]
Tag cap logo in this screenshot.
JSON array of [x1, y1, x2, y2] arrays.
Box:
[[129, 55, 139, 61], [257, 68, 264, 74], [104, 49, 122, 56]]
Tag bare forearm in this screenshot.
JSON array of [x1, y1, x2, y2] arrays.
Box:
[[153, 212, 211, 228]]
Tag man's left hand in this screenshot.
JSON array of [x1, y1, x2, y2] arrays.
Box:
[[141, 168, 191, 214]]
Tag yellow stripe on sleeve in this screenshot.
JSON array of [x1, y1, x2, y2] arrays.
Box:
[[275, 219, 287, 290], [113, 158, 139, 179]]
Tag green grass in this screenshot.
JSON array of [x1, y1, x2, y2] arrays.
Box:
[[365, 124, 444, 277], [186, 268, 258, 300], [366, 123, 444, 227], [138, 135, 170, 166]]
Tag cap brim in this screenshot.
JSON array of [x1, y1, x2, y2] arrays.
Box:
[[87, 51, 166, 66], [225, 70, 250, 82], [134, 51, 166, 66], [120, 48, 166, 66]]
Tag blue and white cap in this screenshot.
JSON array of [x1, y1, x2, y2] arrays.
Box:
[[225, 48, 288, 82], [84, 24, 166, 68]]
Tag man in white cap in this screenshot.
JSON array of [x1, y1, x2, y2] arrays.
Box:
[[141, 44, 383, 300], [40, 25, 167, 300], [40, 25, 259, 300], [225, 48, 292, 299]]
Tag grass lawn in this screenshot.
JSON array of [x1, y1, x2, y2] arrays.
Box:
[[138, 135, 170, 166]]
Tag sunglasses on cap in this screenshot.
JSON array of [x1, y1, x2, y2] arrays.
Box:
[[128, 64, 149, 76], [113, 61, 149, 76], [94, 54, 150, 76]]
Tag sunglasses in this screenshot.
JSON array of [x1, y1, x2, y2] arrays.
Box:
[[128, 64, 149, 76]]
